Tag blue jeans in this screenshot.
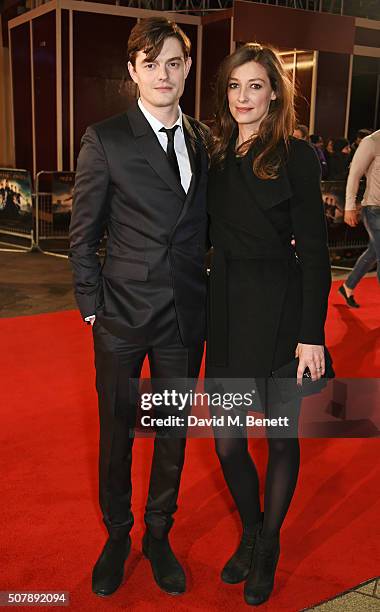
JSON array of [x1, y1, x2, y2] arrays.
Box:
[[346, 206, 380, 290]]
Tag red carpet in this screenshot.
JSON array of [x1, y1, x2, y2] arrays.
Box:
[[326, 276, 380, 377], [1, 278, 379, 611]]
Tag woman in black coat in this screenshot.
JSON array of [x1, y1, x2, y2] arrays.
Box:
[[206, 44, 331, 606]]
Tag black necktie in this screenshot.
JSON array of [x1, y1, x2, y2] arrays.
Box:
[[159, 126, 181, 183]]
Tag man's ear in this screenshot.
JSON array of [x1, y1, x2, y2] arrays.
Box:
[[184, 56, 192, 79], [128, 61, 138, 84]]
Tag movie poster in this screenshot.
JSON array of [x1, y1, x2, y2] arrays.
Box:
[[48, 172, 75, 235], [51, 172, 75, 215], [0, 168, 33, 229]]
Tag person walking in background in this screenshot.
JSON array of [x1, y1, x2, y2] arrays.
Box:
[[206, 43, 331, 606], [339, 129, 380, 307], [69, 16, 210, 598]]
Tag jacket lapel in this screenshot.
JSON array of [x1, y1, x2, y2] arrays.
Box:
[[126, 103, 186, 200], [168, 115, 203, 235], [183, 115, 201, 202]]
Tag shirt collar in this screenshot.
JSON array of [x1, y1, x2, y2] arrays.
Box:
[[138, 98, 183, 134]]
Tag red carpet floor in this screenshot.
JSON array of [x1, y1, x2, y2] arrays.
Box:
[[1, 278, 379, 611]]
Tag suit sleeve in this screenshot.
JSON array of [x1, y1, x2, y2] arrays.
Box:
[[287, 140, 332, 345], [69, 126, 109, 319]]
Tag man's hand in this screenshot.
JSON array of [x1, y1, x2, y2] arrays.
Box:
[[344, 210, 358, 227], [295, 343, 325, 384]]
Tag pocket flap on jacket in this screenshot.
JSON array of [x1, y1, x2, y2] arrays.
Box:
[[102, 257, 149, 281]]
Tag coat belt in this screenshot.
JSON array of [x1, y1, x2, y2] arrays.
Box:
[[208, 246, 297, 367]]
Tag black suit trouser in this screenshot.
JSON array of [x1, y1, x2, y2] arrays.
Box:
[[92, 320, 204, 540]]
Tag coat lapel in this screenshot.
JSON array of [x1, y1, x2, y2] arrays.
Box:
[[126, 103, 186, 200], [208, 147, 277, 244], [240, 147, 293, 212], [238, 150, 291, 246]]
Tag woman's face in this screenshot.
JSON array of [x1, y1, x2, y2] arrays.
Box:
[[227, 60, 277, 134], [326, 139, 334, 153]]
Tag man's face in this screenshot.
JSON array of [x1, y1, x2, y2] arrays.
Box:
[[128, 37, 191, 113]]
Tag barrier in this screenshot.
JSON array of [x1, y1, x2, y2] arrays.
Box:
[[7, 171, 370, 267], [0, 168, 34, 251], [35, 171, 75, 255], [321, 180, 368, 251]]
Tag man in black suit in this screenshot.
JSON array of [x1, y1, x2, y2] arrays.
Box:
[[69, 17, 209, 597]]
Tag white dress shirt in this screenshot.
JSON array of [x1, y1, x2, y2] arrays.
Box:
[[138, 98, 192, 193]]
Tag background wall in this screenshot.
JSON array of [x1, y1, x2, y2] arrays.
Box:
[[348, 55, 380, 140], [314, 51, 352, 139], [0, 15, 13, 167], [10, 20, 33, 172], [33, 10, 57, 172], [199, 16, 231, 120], [5, 3, 380, 174]]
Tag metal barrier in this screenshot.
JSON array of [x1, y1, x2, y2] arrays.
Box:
[[2, 170, 369, 265], [0, 168, 34, 252], [35, 171, 75, 256], [321, 180, 368, 251]]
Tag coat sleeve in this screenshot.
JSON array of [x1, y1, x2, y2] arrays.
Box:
[[69, 126, 109, 319], [287, 140, 332, 345]]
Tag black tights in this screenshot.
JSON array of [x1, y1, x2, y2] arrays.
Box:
[[213, 410, 300, 538]]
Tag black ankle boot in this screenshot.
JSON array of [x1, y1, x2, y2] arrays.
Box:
[[244, 529, 280, 606], [142, 531, 186, 595], [92, 535, 131, 596], [221, 513, 263, 584]]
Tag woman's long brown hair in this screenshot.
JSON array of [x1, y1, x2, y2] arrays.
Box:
[[211, 43, 296, 179]]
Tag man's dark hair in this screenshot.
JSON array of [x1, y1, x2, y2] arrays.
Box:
[[128, 17, 191, 68]]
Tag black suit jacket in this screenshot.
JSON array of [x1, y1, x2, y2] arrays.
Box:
[[69, 102, 209, 346]]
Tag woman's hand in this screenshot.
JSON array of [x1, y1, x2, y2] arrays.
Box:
[[295, 343, 325, 384]]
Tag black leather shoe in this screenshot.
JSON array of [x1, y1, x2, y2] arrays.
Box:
[[338, 285, 360, 308], [142, 531, 186, 595], [92, 535, 131, 597], [221, 513, 263, 584], [244, 529, 280, 606]]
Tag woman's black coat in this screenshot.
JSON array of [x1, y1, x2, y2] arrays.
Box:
[[206, 137, 332, 380]]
